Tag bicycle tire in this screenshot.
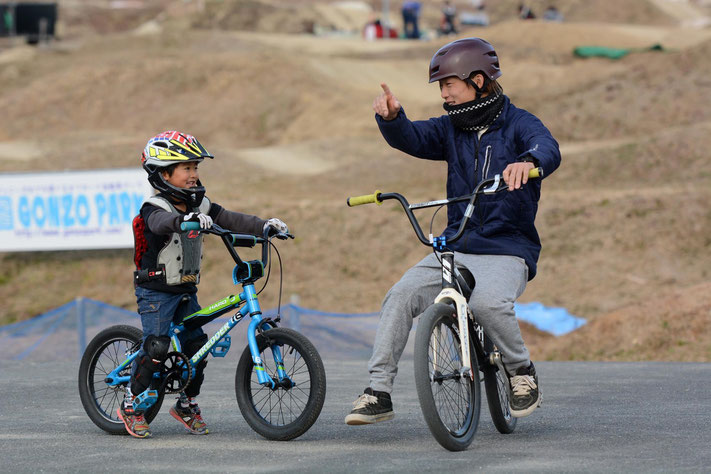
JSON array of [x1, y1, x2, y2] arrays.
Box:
[[482, 335, 517, 434], [414, 303, 481, 451], [78, 325, 164, 434], [235, 327, 326, 441]]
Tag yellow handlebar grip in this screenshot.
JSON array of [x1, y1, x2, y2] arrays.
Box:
[[347, 190, 382, 207], [528, 167, 544, 179]]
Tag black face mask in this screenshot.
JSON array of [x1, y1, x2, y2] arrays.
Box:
[[148, 173, 206, 210], [443, 93, 505, 131]]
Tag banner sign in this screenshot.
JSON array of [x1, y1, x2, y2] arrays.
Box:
[[0, 169, 154, 252]]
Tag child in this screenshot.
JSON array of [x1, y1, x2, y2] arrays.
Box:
[[119, 131, 289, 438]]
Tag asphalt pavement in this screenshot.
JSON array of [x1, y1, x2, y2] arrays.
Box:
[[1, 357, 710, 473]]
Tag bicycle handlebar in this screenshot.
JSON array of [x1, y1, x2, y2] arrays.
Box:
[[180, 221, 202, 231], [347, 167, 543, 248], [178, 222, 293, 271], [528, 166, 542, 179], [346, 190, 383, 207]]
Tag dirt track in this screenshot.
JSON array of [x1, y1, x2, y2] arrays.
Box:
[[1, 0, 710, 361]]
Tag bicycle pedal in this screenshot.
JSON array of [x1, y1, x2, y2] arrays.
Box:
[[209, 335, 231, 358], [133, 389, 159, 412]]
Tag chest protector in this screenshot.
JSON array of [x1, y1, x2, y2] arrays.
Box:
[[144, 195, 211, 286]]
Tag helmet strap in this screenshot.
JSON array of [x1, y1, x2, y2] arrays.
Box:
[[466, 76, 488, 99]]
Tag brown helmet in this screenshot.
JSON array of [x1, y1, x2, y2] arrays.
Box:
[[428, 38, 502, 83]]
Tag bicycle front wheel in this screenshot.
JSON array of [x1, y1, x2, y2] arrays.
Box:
[[235, 328, 326, 440], [482, 335, 517, 434], [77, 325, 163, 434], [414, 303, 481, 451]]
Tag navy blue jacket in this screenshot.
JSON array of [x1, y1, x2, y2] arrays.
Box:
[[376, 95, 560, 280]]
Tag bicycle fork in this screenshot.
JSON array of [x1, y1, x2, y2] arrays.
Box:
[[242, 284, 292, 390], [433, 252, 475, 381]]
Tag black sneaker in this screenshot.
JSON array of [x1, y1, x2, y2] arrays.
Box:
[[345, 387, 394, 425], [509, 362, 542, 418]]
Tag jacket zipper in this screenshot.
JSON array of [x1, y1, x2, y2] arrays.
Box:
[[483, 145, 492, 180], [473, 140, 479, 186], [471, 136, 480, 229]]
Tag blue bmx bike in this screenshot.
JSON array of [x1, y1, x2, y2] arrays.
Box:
[[78, 224, 326, 440]]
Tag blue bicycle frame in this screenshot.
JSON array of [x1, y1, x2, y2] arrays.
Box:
[[103, 225, 293, 394]]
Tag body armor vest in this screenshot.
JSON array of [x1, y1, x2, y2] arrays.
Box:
[[146, 195, 211, 286]]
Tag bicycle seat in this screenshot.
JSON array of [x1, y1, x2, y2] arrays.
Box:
[[455, 267, 476, 299]]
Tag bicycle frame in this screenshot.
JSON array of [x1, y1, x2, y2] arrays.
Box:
[[103, 225, 292, 394], [432, 254, 475, 381], [347, 168, 542, 381]]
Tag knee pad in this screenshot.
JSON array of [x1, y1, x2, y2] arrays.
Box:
[[183, 334, 208, 398], [144, 335, 171, 361], [132, 354, 161, 395], [182, 333, 208, 358], [131, 336, 171, 395]]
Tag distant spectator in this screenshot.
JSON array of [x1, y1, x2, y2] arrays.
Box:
[[460, 0, 490, 27], [440, 0, 458, 35], [519, 3, 536, 19], [401, 1, 421, 39], [363, 18, 398, 40], [543, 6, 564, 22]]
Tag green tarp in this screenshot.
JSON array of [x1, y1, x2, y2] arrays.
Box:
[[574, 43, 664, 60]]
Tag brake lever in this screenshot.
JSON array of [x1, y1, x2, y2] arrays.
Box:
[[274, 232, 294, 240], [483, 174, 502, 194], [268, 232, 294, 241]]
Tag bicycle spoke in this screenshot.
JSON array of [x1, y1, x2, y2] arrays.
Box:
[[244, 340, 315, 426], [426, 318, 473, 434]]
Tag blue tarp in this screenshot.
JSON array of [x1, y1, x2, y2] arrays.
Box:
[[0, 298, 585, 361], [515, 302, 586, 336]]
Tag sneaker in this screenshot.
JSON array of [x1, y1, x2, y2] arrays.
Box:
[[345, 387, 394, 425], [509, 362, 542, 418], [170, 401, 209, 435], [117, 403, 151, 439]]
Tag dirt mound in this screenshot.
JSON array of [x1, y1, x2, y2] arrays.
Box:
[[189, 0, 374, 35], [533, 282, 711, 361], [484, 0, 677, 25], [532, 36, 711, 141]]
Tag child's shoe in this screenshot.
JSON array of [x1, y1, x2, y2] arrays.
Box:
[[170, 398, 208, 435], [117, 400, 151, 438]]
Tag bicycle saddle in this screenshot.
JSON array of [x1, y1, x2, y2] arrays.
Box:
[[455, 267, 476, 299]]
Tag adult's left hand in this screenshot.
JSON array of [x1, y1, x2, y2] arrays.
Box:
[[502, 161, 535, 191]]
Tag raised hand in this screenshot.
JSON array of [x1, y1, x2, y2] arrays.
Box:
[[373, 83, 402, 121]]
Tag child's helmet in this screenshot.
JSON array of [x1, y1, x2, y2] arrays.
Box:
[[428, 38, 502, 83], [141, 131, 213, 208]]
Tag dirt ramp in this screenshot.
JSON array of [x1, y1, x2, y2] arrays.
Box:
[[535, 282, 711, 361]]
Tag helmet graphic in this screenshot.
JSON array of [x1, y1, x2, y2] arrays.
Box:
[[428, 38, 502, 83], [141, 131, 213, 208]]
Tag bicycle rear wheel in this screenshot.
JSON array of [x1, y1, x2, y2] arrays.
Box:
[[235, 327, 326, 440], [482, 335, 517, 434], [78, 325, 163, 434], [414, 303, 481, 451]]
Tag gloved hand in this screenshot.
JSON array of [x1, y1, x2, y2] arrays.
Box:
[[183, 212, 213, 230], [263, 218, 289, 237]]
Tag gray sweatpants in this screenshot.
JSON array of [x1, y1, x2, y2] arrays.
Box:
[[368, 253, 530, 394]]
